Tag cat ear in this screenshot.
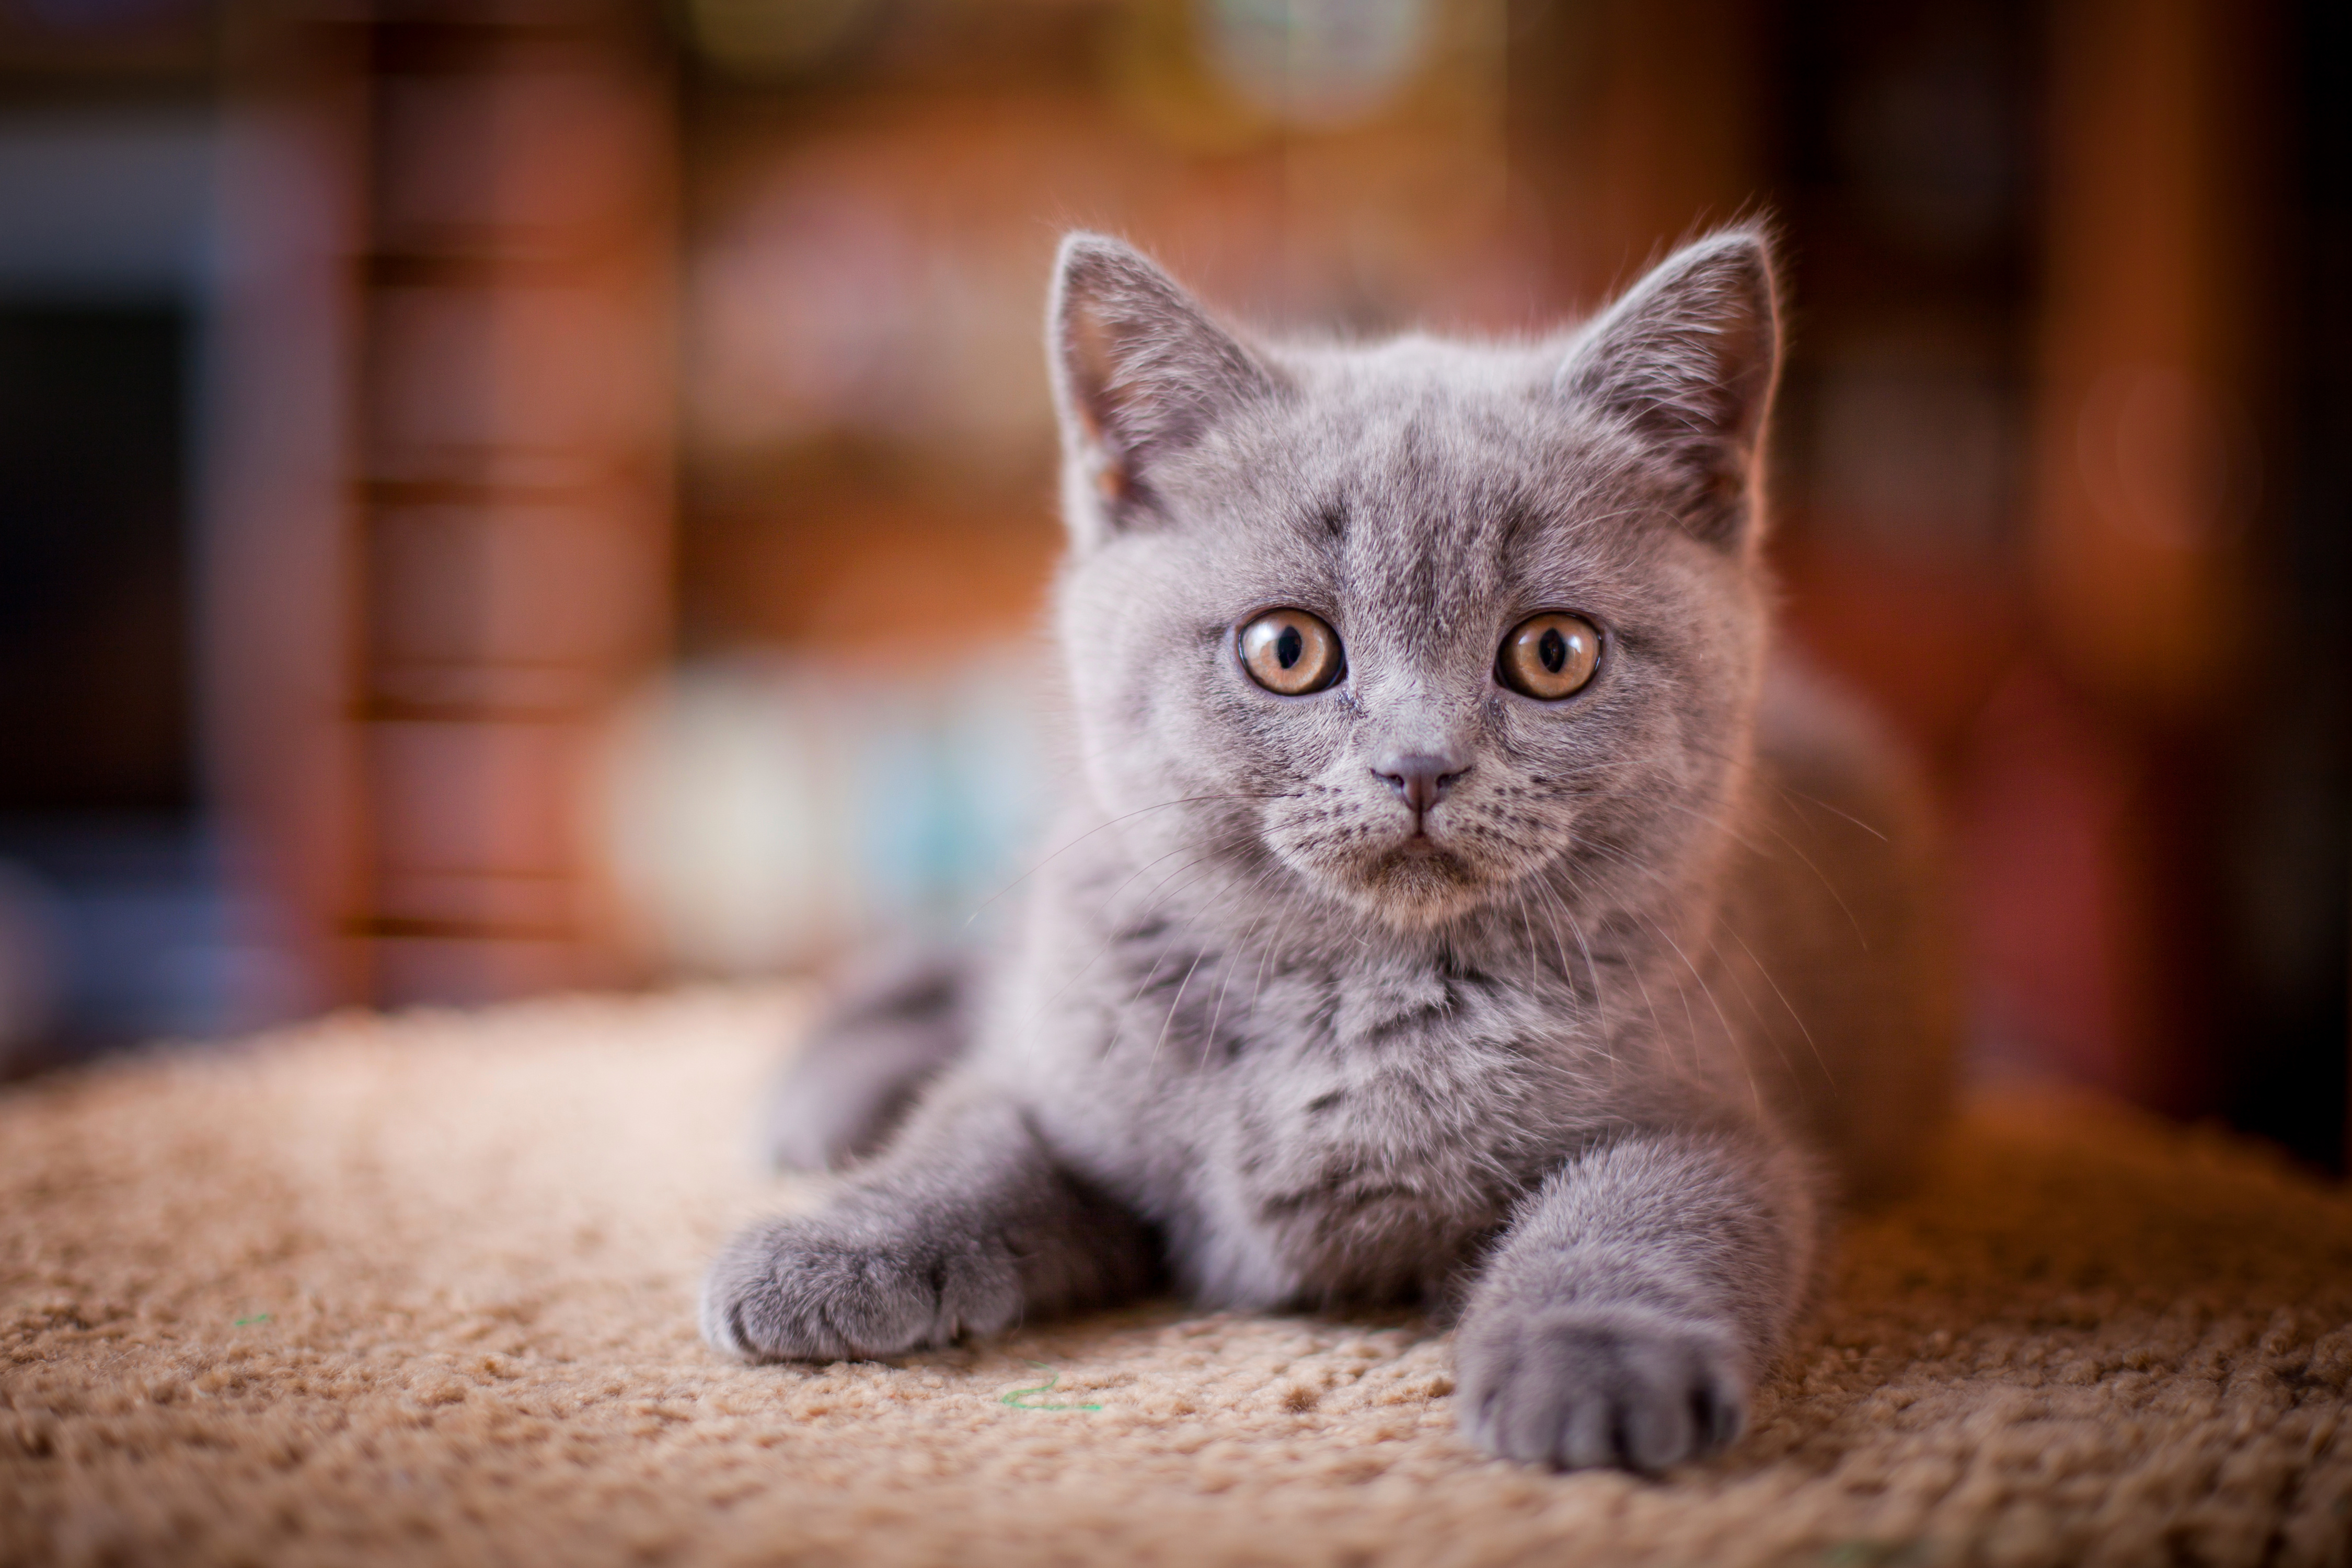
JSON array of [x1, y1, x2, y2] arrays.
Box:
[[1049, 233, 1281, 543], [1555, 227, 1781, 549]]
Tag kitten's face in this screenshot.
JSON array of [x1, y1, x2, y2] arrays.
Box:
[[1048, 234, 1779, 930]]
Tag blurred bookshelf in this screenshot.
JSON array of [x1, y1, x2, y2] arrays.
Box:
[[0, 0, 2340, 1173]]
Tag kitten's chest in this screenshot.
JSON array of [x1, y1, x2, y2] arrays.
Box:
[[1132, 951, 1579, 1303], [1223, 974, 1557, 1191]]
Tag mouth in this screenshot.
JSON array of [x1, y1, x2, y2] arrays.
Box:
[[1266, 806, 1507, 926]]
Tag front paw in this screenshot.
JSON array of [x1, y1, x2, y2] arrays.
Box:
[[700, 1210, 1020, 1362], [1453, 1306, 1748, 1471]]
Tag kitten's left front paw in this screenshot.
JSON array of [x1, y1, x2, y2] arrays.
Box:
[[1452, 1304, 1748, 1472]]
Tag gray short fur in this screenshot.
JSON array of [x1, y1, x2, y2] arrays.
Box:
[[704, 228, 1957, 1472]]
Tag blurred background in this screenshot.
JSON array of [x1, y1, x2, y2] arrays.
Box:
[[0, 0, 2343, 1169]]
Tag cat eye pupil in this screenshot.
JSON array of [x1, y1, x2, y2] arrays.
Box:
[[1497, 611, 1601, 700], [1239, 609, 1343, 695]]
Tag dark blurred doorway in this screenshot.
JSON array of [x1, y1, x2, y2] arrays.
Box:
[[0, 299, 238, 1067], [0, 305, 193, 818]]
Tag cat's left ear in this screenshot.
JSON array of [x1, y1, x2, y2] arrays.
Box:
[[1555, 227, 1781, 550], [1050, 233, 1282, 545]]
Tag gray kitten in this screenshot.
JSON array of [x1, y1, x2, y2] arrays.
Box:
[[704, 228, 1956, 1472]]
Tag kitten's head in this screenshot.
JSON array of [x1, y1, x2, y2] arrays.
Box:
[[1046, 230, 1781, 931]]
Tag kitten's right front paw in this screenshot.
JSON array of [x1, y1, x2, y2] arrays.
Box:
[[700, 1212, 1020, 1362], [1453, 1305, 1748, 1472]]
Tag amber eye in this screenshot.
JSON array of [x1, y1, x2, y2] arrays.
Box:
[[1238, 608, 1345, 695], [1497, 612, 1602, 700]]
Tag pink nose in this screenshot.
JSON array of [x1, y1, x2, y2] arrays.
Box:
[[1373, 754, 1469, 820]]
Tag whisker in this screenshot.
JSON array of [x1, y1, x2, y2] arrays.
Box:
[[1146, 951, 1206, 1075], [1767, 783, 1890, 843], [1139, 856, 1285, 1071], [1634, 905, 1761, 1119], [957, 789, 1303, 929], [1632, 794, 1872, 954], [1244, 926, 1282, 1025], [1555, 859, 1668, 1079], [1027, 829, 1261, 1025], [1513, 887, 1541, 990], [1200, 862, 1287, 1059], [1529, 874, 1615, 1086], [1717, 916, 1831, 1086]]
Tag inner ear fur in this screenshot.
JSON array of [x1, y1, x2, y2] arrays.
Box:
[[1556, 227, 1782, 548], [1048, 233, 1281, 528]]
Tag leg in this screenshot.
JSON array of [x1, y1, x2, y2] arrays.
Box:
[[760, 946, 974, 1172], [1453, 1123, 1820, 1471], [705, 1070, 1158, 1361]]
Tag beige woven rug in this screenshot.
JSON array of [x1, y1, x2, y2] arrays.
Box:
[[3, 989, 2349, 1567]]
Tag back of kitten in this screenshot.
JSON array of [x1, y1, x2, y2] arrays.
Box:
[[1726, 662, 1957, 1200], [720, 225, 1956, 1472]]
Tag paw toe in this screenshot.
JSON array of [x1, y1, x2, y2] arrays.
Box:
[[700, 1216, 1018, 1363], [1455, 1308, 1748, 1472]]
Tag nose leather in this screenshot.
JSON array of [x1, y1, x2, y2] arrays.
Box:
[[1373, 753, 1469, 821]]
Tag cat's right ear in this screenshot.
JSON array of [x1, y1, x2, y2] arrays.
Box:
[[1049, 234, 1280, 546]]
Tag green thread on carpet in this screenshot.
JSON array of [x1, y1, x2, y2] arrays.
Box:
[[999, 1362, 1101, 1411], [234, 1313, 271, 1326]]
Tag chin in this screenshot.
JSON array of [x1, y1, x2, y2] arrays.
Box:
[[1344, 841, 1495, 930]]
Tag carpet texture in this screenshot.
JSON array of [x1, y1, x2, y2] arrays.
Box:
[[3, 989, 2350, 1567]]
